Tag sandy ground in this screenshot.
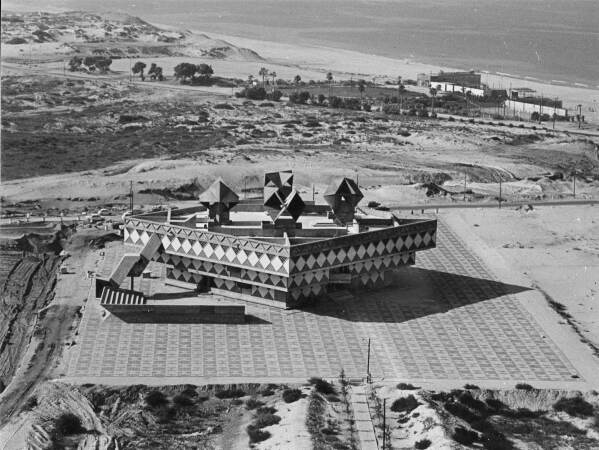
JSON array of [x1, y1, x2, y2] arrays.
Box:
[[442, 206, 599, 353]]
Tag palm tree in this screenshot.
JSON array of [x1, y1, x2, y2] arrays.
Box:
[[358, 79, 366, 102], [429, 87, 437, 115], [397, 76, 404, 110], [294, 74, 301, 93], [326, 72, 333, 100], [259, 67, 268, 87], [270, 71, 277, 91]]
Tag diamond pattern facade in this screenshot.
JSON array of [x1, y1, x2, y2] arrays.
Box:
[[122, 217, 436, 308]]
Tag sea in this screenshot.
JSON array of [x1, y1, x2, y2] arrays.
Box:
[[4, 0, 599, 87]]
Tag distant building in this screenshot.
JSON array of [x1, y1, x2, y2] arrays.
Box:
[[418, 71, 481, 89], [510, 87, 536, 99]]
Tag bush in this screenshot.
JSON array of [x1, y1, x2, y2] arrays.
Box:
[[246, 398, 265, 410], [24, 396, 38, 410], [173, 394, 194, 407], [247, 426, 271, 443], [215, 388, 246, 399], [283, 388, 303, 403], [242, 86, 267, 100], [289, 91, 311, 104], [390, 395, 420, 413], [257, 406, 277, 415], [145, 390, 168, 408], [452, 426, 478, 445], [309, 378, 336, 395], [267, 90, 283, 101], [444, 401, 480, 423], [396, 383, 420, 390], [329, 96, 343, 108], [485, 398, 506, 410], [553, 396, 594, 417], [54, 413, 82, 436], [458, 392, 487, 411], [254, 413, 281, 428], [515, 383, 534, 391], [482, 430, 512, 450], [415, 438, 432, 449], [464, 384, 480, 390]]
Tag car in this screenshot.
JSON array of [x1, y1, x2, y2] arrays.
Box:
[[97, 208, 110, 216]]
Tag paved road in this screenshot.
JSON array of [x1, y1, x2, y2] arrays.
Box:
[[387, 198, 599, 211]]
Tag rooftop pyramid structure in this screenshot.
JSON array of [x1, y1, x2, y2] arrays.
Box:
[[199, 179, 239, 223], [324, 178, 364, 224]]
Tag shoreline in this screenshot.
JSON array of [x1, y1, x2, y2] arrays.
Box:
[[183, 27, 598, 116]]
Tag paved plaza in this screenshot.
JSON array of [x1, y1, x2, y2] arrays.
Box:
[[66, 221, 580, 382]]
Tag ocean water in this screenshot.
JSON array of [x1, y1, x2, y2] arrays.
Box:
[[5, 0, 599, 86]]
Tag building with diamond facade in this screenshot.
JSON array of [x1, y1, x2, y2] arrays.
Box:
[[96, 171, 437, 310]]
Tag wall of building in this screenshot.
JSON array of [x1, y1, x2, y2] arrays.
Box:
[[432, 82, 485, 98], [504, 99, 569, 118]]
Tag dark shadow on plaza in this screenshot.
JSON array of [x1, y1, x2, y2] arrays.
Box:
[[298, 267, 532, 323]]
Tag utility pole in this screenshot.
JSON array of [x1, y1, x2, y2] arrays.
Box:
[[499, 177, 502, 208], [577, 104, 582, 129], [382, 398, 387, 449], [129, 180, 134, 212], [463, 172, 467, 201], [366, 338, 371, 382], [573, 167, 576, 197]]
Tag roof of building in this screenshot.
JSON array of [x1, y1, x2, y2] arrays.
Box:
[[198, 179, 239, 206]]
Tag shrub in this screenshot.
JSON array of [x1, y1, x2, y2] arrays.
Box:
[[245, 398, 265, 410], [267, 90, 283, 101], [390, 395, 420, 413], [257, 406, 277, 415], [452, 426, 478, 445], [215, 388, 246, 399], [482, 430, 512, 450], [515, 383, 534, 391], [464, 384, 480, 390], [415, 438, 432, 449], [553, 396, 594, 417], [396, 383, 420, 390], [54, 413, 82, 436], [261, 388, 276, 396], [254, 413, 281, 428], [485, 398, 506, 410], [24, 396, 38, 410], [243, 86, 267, 100], [309, 378, 336, 395], [471, 419, 495, 433], [283, 388, 303, 403], [458, 392, 487, 411], [329, 96, 343, 108], [145, 390, 168, 408], [173, 394, 194, 407], [444, 401, 480, 423], [247, 426, 271, 443]]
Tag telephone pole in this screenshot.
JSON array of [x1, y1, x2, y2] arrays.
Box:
[[129, 180, 134, 212], [382, 398, 387, 449], [366, 338, 371, 382]]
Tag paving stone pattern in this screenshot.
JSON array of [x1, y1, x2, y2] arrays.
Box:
[[68, 222, 578, 381]]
